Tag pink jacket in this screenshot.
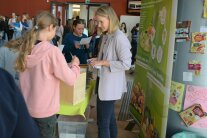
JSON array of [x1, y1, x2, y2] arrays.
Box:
[[20, 41, 80, 118]]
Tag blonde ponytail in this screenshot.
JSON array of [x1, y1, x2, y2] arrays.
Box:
[[15, 28, 38, 72], [15, 11, 57, 72]]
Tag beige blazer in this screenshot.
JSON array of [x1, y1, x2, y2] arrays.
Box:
[[98, 29, 132, 101]]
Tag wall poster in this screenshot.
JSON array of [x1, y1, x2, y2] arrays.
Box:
[[129, 0, 178, 137], [183, 85, 207, 128], [169, 81, 185, 112], [190, 32, 207, 54], [203, 0, 207, 18], [175, 21, 191, 42], [127, 0, 141, 15]]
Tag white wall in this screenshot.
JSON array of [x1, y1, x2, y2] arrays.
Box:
[[89, 6, 98, 20], [67, 4, 73, 19], [120, 15, 140, 41], [80, 5, 87, 23]]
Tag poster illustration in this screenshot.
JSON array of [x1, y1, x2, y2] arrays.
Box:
[[129, 65, 165, 138], [136, 0, 177, 86], [131, 82, 145, 114], [190, 32, 207, 54], [184, 85, 207, 128], [169, 81, 185, 112], [129, 0, 177, 137], [179, 104, 207, 127], [203, 0, 207, 18], [175, 21, 191, 42], [188, 60, 201, 76]]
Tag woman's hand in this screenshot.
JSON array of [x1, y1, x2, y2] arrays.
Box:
[[88, 58, 109, 67], [87, 58, 97, 64], [89, 60, 102, 67]]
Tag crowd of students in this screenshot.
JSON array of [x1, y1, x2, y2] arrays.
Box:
[[0, 6, 134, 138]]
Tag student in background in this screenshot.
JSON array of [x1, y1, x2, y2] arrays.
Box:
[[0, 37, 23, 85], [12, 15, 22, 39], [0, 68, 40, 138], [120, 22, 128, 38], [88, 6, 132, 138], [130, 23, 139, 69], [8, 12, 16, 40], [21, 13, 33, 34], [55, 18, 64, 44], [25, 13, 33, 29], [87, 19, 97, 58], [75, 15, 80, 20], [21, 13, 29, 34], [14, 11, 80, 138], [63, 19, 73, 39], [0, 16, 8, 47], [62, 19, 90, 64]]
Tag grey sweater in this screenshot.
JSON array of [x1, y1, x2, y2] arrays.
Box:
[[0, 46, 19, 85]]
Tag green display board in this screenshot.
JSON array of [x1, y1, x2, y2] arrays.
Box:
[[129, 0, 177, 137]]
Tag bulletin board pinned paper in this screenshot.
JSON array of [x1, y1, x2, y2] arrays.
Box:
[[184, 85, 207, 128], [190, 32, 207, 54], [169, 81, 185, 112], [203, 0, 207, 18]]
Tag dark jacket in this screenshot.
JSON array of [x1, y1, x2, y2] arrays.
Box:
[[62, 32, 89, 64], [0, 68, 40, 138]]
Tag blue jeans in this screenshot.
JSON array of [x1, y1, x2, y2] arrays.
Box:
[[97, 96, 117, 138], [131, 40, 138, 65]]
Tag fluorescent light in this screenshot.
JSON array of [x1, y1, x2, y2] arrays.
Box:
[[72, 4, 80, 8], [73, 9, 80, 11]]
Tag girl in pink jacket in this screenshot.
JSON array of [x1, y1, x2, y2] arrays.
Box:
[[14, 11, 80, 138]]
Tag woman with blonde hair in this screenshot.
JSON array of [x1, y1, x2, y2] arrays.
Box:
[[14, 11, 80, 138], [88, 6, 132, 138]]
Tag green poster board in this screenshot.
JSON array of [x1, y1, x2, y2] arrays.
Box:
[[137, 0, 175, 85], [129, 0, 177, 137]]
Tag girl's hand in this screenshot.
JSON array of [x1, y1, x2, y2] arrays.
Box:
[[74, 44, 80, 49], [74, 41, 80, 49], [71, 56, 80, 66]]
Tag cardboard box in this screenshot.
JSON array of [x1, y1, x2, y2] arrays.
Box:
[[60, 69, 86, 105]]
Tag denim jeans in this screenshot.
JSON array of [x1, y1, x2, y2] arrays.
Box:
[[97, 95, 117, 138], [131, 40, 138, 65]]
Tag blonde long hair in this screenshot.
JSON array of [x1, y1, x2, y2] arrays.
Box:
[[95, 6, 120, 34], [4, 37, 24, 52], [88, 19, 96, 36], [15, 11, 57, 72]]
